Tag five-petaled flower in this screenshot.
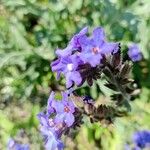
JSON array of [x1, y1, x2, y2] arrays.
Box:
[[52, 92, 75, 127], [78, 27, 119, 67], [51, 55, 82, 88]]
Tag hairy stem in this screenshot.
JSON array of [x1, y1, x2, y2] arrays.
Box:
[[106, 66, 131, 111]]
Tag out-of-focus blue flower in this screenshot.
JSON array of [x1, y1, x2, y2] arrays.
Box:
[[56, 27, 88, 57], [133, 130, 150, 148], [53, 92, 75, 127], [124, 144, 131, 150], [7, 138, 29, 150], [78, 27, 119, 67], [51, 55, 82, 88], [133, 146, 141, 150], [128, 44, 142, 62]]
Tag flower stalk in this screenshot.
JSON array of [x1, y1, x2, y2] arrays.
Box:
[[37, 26, 142, 150]]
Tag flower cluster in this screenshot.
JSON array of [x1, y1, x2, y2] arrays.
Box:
[[7, 138, 29, 150], [37, 91, 77, 150], [51, 27, 119, 88]]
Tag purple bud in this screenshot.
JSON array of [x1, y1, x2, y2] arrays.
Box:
[[128, 44, 142, 62]]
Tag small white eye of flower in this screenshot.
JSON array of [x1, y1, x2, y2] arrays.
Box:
[[67, 63, 74, 71]]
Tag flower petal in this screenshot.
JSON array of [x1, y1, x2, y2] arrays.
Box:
[[93, 27, 105, 44], [78, 35, 90, 49], [64, 113, 75, 127], [37, 113, 49, 127], [47, 92, 55, 115], [56, 45, 73, 57], [70, 71, 82, 86], [54, 114, 65, 124], [101, 42, 119, 54], [52, 101, 64, 113], [66, 72, 74, 88]]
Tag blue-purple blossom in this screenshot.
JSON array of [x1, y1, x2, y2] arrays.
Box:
[[7, 138, 29, 150], [128, 44, 142, 62], [51, 55, 82, 88], [42, 129, 64, 150], [78, 27, 119, 67], [56, 27, 88, 57], [52, 92, 75, 127], [125, 130, 150, 150], [132, 130, 150, 148], [51, 26, 120, 87], [37, 113, 64, 150], [37, 91, 77, 150]]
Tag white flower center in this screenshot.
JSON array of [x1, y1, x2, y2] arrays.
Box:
[[67, 63, 74, 71]]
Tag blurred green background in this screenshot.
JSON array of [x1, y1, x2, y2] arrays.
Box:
[[0, 0, 150, 149]]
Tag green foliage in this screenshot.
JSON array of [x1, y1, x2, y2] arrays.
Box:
[[0, 0, 150, 149]]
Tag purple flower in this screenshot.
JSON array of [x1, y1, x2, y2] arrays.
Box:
[[78, 27, 119, 67], [51, 26, 119, 87], [128, 44, 142, 62], [7, 138, 29, 150], [51, 58, 62, 80], [132, 130, 150, 148], [37, 113, 64, 150], [51, 55, 82, 88], [53, 92, 75, 127], [40, 126, 64, 150], [56, 27, 88, 57], [37, 91, 77, 149]]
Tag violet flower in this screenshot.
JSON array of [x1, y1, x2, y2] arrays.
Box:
[[133, 130, 150, 148], [125, 130, 150, 150], [52, 92, 75, 127], [78, 27, 119, 67], [51, 26, 119, 87], [43, 129, 64, 150], [37, 91, 77, 150], [7, 138, 29, 150], [56, 27, 88, 57], [51, 55, 82, 88], [128, 44, 142, 62], [37, 113, 64, 150]]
